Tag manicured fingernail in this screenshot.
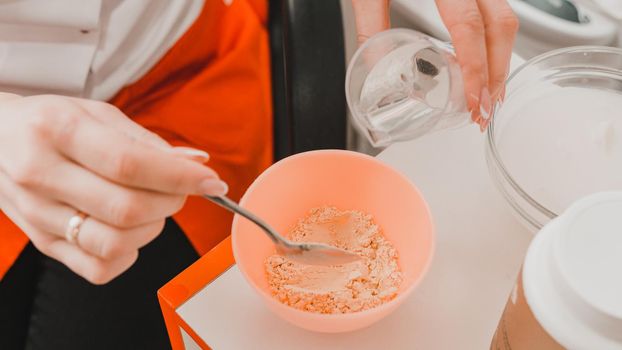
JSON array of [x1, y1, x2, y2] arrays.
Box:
[[170, 147, 209, 163], [480, 87, 492, 121], [200, 179, 228, 196], [470, 110, 480, 124], [468, 92, 480, 110], [480, 113, 493, 132]]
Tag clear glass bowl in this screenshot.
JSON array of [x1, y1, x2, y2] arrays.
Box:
[[486, 46, 622, 233]]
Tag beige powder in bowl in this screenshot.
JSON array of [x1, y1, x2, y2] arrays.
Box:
[[265, 206, 403, 314]]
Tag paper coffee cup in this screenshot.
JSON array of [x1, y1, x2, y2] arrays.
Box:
[[491, 192, 622, 350]]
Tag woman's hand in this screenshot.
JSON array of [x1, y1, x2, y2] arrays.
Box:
[[435, 0, 518, 129], [0, 94, 227, 284], [351, 0, 519, 130]]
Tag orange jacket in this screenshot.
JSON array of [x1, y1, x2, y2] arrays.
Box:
[[0, 0, 273, 280]]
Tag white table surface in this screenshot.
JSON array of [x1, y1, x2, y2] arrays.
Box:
[[177, 56, 533, 350]]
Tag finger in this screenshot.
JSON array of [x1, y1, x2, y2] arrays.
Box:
[[48, 113, 225, 195], [476, 0, 518, 101], [351, 0, 390, 45], [13, 157, 188, 228], [168, 146, 210, 163], [58, 212, 163, 261], [77, 218, 164, 260], [68, 98, 210, 162], [44, 238, 138, 285], [0, 139, 185, 230], [0, 151, 185, 228], [0, 170, 41, 236], [481, 115, 491, 132], [436, 0, 490, 123], [0, 180, 137, 285], [0, 92, 20, 101], [68, 98, 170, 147], [7, 184, 164, 259]]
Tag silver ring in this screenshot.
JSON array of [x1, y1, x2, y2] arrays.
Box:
[[65, 211, 87, 245]]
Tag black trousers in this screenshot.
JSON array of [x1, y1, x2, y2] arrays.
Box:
[[0, 219, 199, 350]]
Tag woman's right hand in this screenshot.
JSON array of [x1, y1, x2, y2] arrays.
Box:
[[351, 0, 519, 131], [0, 93, 227, 284]]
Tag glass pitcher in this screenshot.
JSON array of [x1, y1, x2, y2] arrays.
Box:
[[346, 28, 475, 147]]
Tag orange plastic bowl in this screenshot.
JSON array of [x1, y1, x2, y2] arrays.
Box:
[[231, 150, 435, 333]]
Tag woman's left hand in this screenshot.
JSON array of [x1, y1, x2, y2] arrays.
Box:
[[351, 0, 519, 131]]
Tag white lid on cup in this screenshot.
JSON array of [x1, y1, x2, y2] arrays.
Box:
[[523, 192, 622, 350]]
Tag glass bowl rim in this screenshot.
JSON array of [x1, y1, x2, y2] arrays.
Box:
[[486, 45, 622, 223]]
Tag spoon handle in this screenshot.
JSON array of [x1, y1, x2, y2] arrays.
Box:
[[203, 195, 284, 245]]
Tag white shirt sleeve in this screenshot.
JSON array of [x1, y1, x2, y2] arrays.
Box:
[[0, 0, 204, 100]]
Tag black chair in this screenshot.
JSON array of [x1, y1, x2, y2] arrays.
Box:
[[269, 0, 347, 161]]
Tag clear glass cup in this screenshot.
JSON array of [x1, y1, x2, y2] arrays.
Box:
[[345, 29, 470, 147]]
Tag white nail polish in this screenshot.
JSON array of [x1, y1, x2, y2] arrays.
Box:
[[480, 105, 490, 121], [480, 87, 492, 121], [170, 147, 209, 161], [200, 179, 228, 196]]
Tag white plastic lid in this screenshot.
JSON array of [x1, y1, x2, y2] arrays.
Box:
[[523, 192, 622, 349]]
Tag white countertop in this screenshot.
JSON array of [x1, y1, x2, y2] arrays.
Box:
[[176, 53, 533, 350]]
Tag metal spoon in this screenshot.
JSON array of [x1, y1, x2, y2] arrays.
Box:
[[204, 195, 361, 266]]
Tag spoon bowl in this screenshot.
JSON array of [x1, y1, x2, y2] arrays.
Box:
[[205, 195, 360, 266]]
